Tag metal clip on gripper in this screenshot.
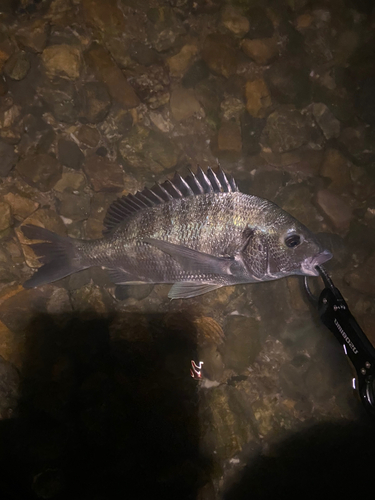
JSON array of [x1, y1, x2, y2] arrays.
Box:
[[304, 266, 375, 418]]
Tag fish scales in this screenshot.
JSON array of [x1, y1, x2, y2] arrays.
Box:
[[84, 193, 249, 284], [20, 167, 332, 299]]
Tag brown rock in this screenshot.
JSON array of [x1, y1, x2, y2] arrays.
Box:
[[320, 149, 352, 193], [167, 44, 198, 78], [241, 37, 278, 65], [0, 202, 12, 231], [0, 286, 54, 332], [42, 44, 82, 80], [218, 120, 242, 153], [202, 35, 238, 79], [86, 45, 139, 109], [0, 38, 13, 72], [345, 253, 375, 296], [245, 79, 272, 118], [170, 88, 202, 121], [3, 192, 39, 221], [16, 154, 62, 192], [82, 0, 127, 35], [15, 19, 48, 53], [221, 5, 249, 37], [83, 155, 124, 192], [76, 125, 100, 147], [314, 189, 353, 232]]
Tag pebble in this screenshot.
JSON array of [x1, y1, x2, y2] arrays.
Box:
[[82, 0, 127, 36], [260, 106, 309, 153], [182, 60, 210, 88], [319, 148, 352, 193], [311, 102, 340, 139], [98, 104, 133, 143], [76, 125, 101, 147], [202, 34, 238, 79], [56, 191, 90, 221], [217, 120, 242, 153], [223, 315, 261, 372], [314, 189, 353, 232], [265, 56, 311, 107], [247, 6, 274, 39], [129, 41, 160, 67], [79, 81, 111, 124], [167, 44, 198, 78], [4, 51, 30, 80], [16, 154, 62, 192], [338, 125, 375, 166], [3, 192, 39, 221], [245, 79, 272, 118], [53, 168, 86, 193], [170, 87, 202, 121], [57, 138, 85, 170], [0, 202, 12, 231], [86, 45, 139, 109], [146, 6, 185, 52], [83, 155, 124, 192], [221, 5, 249, 38], [0, 141, 18, 177], [42, 44, 82, 80], [15, 19, 48, 53], [38, 78, 80, 123], [345, 253, 375, 296], [242, 37, 278, 65]]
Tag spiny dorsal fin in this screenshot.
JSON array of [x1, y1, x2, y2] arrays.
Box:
[[103, 167, 239, 233]]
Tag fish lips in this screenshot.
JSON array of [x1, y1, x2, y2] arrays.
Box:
[[301, 249, 333, 276]]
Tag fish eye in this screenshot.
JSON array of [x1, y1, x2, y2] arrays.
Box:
[[285, 234, 301, 248]]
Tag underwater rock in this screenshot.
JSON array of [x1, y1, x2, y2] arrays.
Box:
[[202, 34, 239, 79], [57, 138, 85, 170], [221, 5, 249, 38], [83, 155, 123, 192], [78, 81, 111, 124], [42, 44, 82, 80], [0, 141, 18, 177], [314, 189, 353, 232], [242, 37, 278, 65], [245, 79, 272, 118], [16, 154, 62, 192], [4, 51, 30, 80], [223, 315, 261, 372], [170, 87, 202, 121]]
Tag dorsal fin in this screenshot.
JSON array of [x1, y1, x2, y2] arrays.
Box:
[[103, 167, 239, 233]]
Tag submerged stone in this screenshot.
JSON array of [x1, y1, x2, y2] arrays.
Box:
[[223, 315, 261, 372], [0, 141, 18, 177], [4, 51, 30, 80], [202, 34, 238, 79], [245, 78, 272, 118], [57, 139, 85, 170], [16, 154, 62, 192], [260, 106, 309, 153], [170, 87, 202, 121], [78, 81, 111, 124], [42, 44, 82, 80], [242, 37, 278, 65], [83, 155, 124, 192]]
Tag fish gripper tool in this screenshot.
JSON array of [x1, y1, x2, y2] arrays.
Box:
[[304, 266, 375, 418]]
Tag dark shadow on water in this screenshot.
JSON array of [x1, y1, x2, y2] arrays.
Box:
[[224, 418, 375, 500], [0, 311, 209, 500]]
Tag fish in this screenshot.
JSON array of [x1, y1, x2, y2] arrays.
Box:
[[20, 167, 332, 299]]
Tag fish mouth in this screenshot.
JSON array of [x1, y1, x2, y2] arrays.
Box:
[[301, 249, 333, 276]]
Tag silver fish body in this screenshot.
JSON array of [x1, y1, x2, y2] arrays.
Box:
[[21, 168, 332, 299]]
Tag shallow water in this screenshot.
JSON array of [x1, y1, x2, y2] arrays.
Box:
[[0, 0, 375, 498]]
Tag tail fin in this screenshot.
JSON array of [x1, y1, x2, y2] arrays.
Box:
[[21, 225, 87, 288]]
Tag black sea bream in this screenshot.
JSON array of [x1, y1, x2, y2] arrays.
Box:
[[21, 168, 332, 299]]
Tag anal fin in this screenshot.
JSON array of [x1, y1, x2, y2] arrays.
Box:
[[168, 283, 223, 299]]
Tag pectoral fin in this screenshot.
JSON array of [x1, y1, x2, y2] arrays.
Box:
[[144, 238, 233, 276], [168, 283, 223, 299]]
